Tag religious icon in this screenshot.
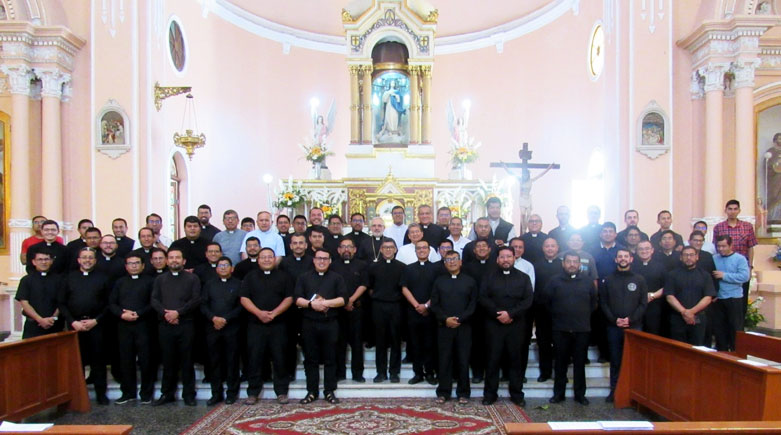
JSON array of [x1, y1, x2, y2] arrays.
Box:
[[312, 100, 336, 147], [641, 112, 664, 145], [168, 20, 186, 72], [373, 72, 410, 144], [100, 111, 125, 145], [763, 133, 781, 225]]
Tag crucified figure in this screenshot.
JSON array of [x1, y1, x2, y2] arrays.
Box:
[[500, 162, 556, 233]]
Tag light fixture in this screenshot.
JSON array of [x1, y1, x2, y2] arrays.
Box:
[[153, 81, 192, 111], [173, 93, 206, 160]]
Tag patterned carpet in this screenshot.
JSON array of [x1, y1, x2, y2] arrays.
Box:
[[182, 397, 532, 434]]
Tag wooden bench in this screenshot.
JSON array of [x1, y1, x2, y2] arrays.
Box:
[[734, 331, 781, 362]]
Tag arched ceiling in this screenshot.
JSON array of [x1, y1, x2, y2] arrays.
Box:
[[225, 0, 555, 37]]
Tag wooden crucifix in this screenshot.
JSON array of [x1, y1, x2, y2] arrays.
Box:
[[490, 142, 560, 233]]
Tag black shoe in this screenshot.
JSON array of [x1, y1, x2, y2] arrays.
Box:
[[353, 375, 366, 383], [500, 376, 509, 382], [605, 391, 615, 403], [85, 375, 94, 385], [511, 397, 526, 407], [481, 397, 496, 405], [207, 396, 223, 406], [140, 397, 152, 405], [337, 375, 347, 381], [96, 395, 110, 406], [425, 374, 438, 385], [390, 375, 400, 383], [537, 376, 550, 382], [549, 396, 565, 404], [373, 374, 387, 383], [402, 355, 411, 363], [574, 396, 590, 405], [585, 358, 591, 365], [522, 377, 527, 383], [152, 396, 175, 406], [408, 375, 424, 384], [114, 396, 136, 405], [598, 357, 609, 364], [471, 376, 483, 384], [202, 377, 210, 384], [225, 396, 237, 405], [184, 397, 197, 406]]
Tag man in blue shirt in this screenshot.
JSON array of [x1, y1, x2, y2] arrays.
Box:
[[240, 211, 286, 265], [712, 235, 750, 351]]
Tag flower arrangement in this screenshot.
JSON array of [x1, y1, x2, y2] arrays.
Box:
[[299, 137, 334, 163], [314, 199, 341, 217], [745, 296, 766, 329], [449, 136, 481, 167], [273, 177, 305, 209]]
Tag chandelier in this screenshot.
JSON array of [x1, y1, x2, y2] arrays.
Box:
[[173, 93, 206, 159]]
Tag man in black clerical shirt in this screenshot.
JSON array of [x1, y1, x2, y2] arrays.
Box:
[[201, 257, 242, 405], [357, 217, 390, 263], [600, 249, 647, 402], [197, 204, 221, 241], [331, 238, 368, 382], [367, 239, 405, 383], [649, 210, 684, 251], [69, 227, 101, 270], [16, 249, 63, 338], [521, 214, 546, 264], [462, 238, 494, 384], [241, 248, 294, 404], [131, 227, 157, 275], [542, 251, 598, 405], [657, 230, 682, 271], [59, 247, 111, 405], [279, 233, 313, 379], [112, 218, 135, 257], [580, 205, 603, 252], [616, 210, 649, 247], [304, 207, 328, 240], [430, 251, 478, 405], [401, 240, 440, 386], [150, 248, 201, 406], [633, 240, 667, 336], [192, 242, 223, 383], [347, 213, 370, 249], [276, 214, 293, 256], [194, 242, 222, 285], [233, 237, 261, 280], [665, 246, 716, 346], [532, 237, 562, 382], [548, 206, 575, 249], [96, 235, 127, 288], [480, 247, 533, 406], [65, 218, 93, 261], [463, 219, 496, 264], [324, 215, 345, 260], [295, 248, 348, 404], [404, 205, 446, 249], [26, 220, 70, 274], [149, 248, 168, 275], [307, 226, 327, 256], [169, 215, 209, 269], [109, 254, 155, 405], [436, 206, 452, 232]]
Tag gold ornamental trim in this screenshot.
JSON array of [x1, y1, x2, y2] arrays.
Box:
[[342, 9, 354, 23], [373, 62, 408, 72]]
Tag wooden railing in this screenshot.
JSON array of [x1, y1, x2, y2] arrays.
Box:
[[734, 331, 781, 362], [0, 331, 90, 421]]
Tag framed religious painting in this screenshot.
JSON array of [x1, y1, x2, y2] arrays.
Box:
[[96, 100, 130, 159], [636, 100, 670, 159], [755, 100, 781, 238], [168, 17, 187, 74]]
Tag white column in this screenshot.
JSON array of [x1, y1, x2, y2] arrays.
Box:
[[702, 63, 727, 217], [733, 59, 759, 218]]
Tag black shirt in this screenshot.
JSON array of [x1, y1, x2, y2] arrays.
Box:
[[66, 239, 87, 265], [664, 266, 716, 310], [632, 257, 667, 291], [294, 270, 348, 321], [357, 236, 391, 263], [462, 242, 498, 265], [279, 254, 314, 282], [649, 230, 684, 251], [368, 258, 405, 302], [200, 224, 221, 241], [115, 236, 135, 258], [279, 232, 292, 256], [323, 233, 344, 260], [233, 258, 259, 280], [130, 247, 156, 276], [400, 260, 440, 304], [347, 231, 370, 254], [95, 254, 127, 290], [548, 226, 575, 250], [26, 241, 70, 275], [533, 257, 563, 302], [580, 223, 602, 252], [540, 272, 597, 332], [404, 224, 447, 250], [240, 269, 293, 324], [479, 268, 533, 321], [430, 272, 477, 324], [201, 277, 242, 324], [521, 231, 547, 265], [330, 258, 369, 298], [109, 274, 155, 320], [169, 237, 210, 269], [194, 262, 219, 286], [59, 270, 110, 325], [600, 269, 648, 327], [616, 227, 649, 247], [657, 250, 682, 271], [151, 271, 201, 321], [462, 259, 496, 290], [16, 271, 62, 318]]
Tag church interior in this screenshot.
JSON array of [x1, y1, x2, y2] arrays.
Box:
[[1, 0, 781, 433]]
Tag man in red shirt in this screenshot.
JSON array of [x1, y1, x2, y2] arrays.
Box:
[[712, 199, 757, 317]]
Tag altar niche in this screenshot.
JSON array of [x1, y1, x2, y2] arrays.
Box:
[[372, 41, 410, 146]]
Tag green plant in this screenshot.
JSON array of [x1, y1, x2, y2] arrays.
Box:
[[745, 296, 766, 329]]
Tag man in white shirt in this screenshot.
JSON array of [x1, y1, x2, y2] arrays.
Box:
[[240, 211, 285, 265], [396, 224, 441, 265], [384, 205, 407, 249], [447, 217, 469, 257], [509, 237, 535, 289], [133, 213, 171, 250]]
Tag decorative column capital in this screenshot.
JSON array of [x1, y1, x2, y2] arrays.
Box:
[[0, 64, 34, 96], [360, 64, 373, 75], [690, 69, 705, 99], [731, 58, 760, 88], [700, 63, 729, 93], [33, 67, 71, 99], [420, 65, 432, 78], [348, 65, 361, 75], [408, 65, 420, 75]]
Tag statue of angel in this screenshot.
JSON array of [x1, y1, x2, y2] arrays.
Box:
[[312, 100, 336, 146], [446, 100, 469, 147]]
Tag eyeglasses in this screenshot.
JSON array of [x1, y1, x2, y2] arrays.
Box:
[[147, 220, 162, 224], [126, 261, 142, 265], [216, 264, 231, 268], [314, 257, 330, 261], [444, 258, 460, 263]]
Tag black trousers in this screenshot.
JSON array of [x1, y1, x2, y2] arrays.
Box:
[[372, 300, 401, 377], [406, 308, 437, 377], [117, 320, 154, 400], [206, 323, 240, 399], [336, 306, 364, 378], [605, 325, 638, 390], [470, 310, 485, 379], [158, 321, 196, 400], [246, 321, 288, 397], [301, 318, 339, 396], [741, 281, 750, 318], [77, 324, 107, 398], [484, 319, 524, 402], [713, 298, 744, 351], [669, 313, 707, 346], [436, 323, 471, 399], [552, 330, 589, 399], [643, 299, 664, 336], [518, 310, 534, 380], [284, 309, 302, 380], [22, 318, 63, 339], [533, 303, 553, 379]]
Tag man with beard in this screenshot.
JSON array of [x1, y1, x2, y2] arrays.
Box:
[[532, 237, 561, 382], [111, 218, 135, 258], [367, 239, 405, 383], [480, 247, 533, 406], [275, 214, 293, 256], [404, 205, 446, 249], [240, 248, 293, 405], [324, 215, 345, 260], [632, 240, 668, 336], [462, 238, 494, 383], [542, 251, 598, 405], [462, 219, 497, 264], [664, 246, 716, 346], [600, 249, 647, 402], [59, 247, 110, 404], [346, 213, 370, 251], [401, 240, 440, 385], [197, 204, 221, 241], [295, 249, 348, 405], [95, 235, 127, 289], [169, 216, 209, 270], [213, 210, 247, 265], [17, 249, 63, 338], [151, 248, 201, 406], [357, 217, 391, 263], [279, 233, 313, 380], [331, 238, 368, 382], [233, 237, 261, 280], [110, 254, 155, 405], [430, 251, 478, 405]]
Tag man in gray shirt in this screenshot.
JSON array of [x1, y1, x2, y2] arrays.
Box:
[[213, 210, 246, 266]]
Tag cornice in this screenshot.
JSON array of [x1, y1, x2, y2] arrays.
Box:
[[678, 15, 779, 53]]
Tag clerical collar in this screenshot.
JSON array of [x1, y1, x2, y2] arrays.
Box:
[[104, 255, 111, 261], [344, 260, 350, 264], [131, 275, 139, 279], [202, 226, 207, 229], [82, 271, 89, 276], [116, 237, 123, 241], [353, 232, 360, 236], [46, 242, 53, 246], [451, 274, 458, 279], [531, 233, 538, 237], [419, 261, 426, 266], [144, 249, 150, 253], [227, 230, 234, 234], [333, 235, 339, 239], [386, 259, 392, 264], [189, 240, 195, 244], [318, 272, 325, 276], [643, 261, 649, 266], [570, 274, 577, 279], [40, 272, 47, 276], [374, 237, 381, 241], [295, 257, 302, 261], [156, 269, 164, 273], [171, 272, 179, 276], [211, 263, 217, 268], [264, 271, 271, 275], [547, 259, 554, 263], [503, 270, 511, 275], [251, 258, 257, 262], [480, 260, 486, 264], [221, 278, 228, 282], [422, 225, 429, 229], [373, 259, 378, 262]]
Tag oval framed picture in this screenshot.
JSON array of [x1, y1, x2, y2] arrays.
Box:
[[588, 22, 605, 80], [168, 17, 187, 73]]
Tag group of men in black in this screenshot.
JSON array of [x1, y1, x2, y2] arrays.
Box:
[[15, 198, 749, 407]]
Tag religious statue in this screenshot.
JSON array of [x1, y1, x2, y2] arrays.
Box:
[[312, 100, 336, 146], [376, 79, 407, 143], [446, 100, 481, 179], [763, 132, 781, 224], [299, 100, 336, 180]]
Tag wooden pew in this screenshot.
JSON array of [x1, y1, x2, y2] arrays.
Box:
[[1, 425, 132, 435], [734, 331, 781, 362], [0, 331, 90, 421], [505, 421, 781, 434], [614, 330, 781, 421]]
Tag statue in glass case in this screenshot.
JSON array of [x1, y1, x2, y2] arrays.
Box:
[[764, 132, 781, 224]]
